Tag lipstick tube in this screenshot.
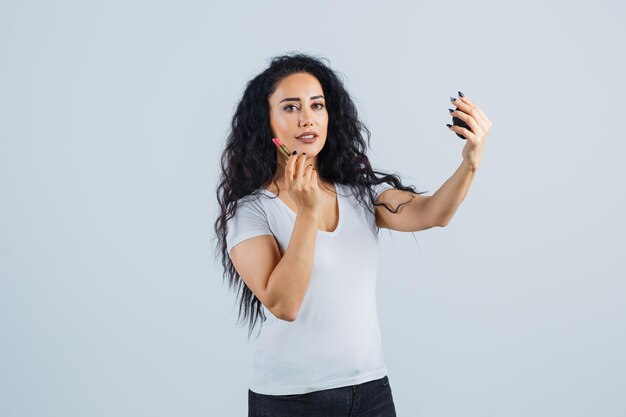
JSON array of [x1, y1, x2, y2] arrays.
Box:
[[272, 138, 293, 162]]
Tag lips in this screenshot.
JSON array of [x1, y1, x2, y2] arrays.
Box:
[[297, 131, 318, 139]]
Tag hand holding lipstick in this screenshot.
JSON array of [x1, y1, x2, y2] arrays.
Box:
[[272, 137, 316, 171], [272, 137, 322, 217]]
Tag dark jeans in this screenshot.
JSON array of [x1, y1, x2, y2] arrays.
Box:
[[248, 375, 397, 417]]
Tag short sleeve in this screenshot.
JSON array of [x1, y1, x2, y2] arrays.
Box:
[[226, 197, 273, 254], [372, 181, 395, 201]]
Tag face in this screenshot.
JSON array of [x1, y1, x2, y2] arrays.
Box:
[[268, 72, 328, 168]]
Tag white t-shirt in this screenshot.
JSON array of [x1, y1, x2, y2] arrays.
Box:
[[226, 181, 394, 395]]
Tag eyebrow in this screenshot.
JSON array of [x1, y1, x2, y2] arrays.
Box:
[[279, 95, 325, 103]]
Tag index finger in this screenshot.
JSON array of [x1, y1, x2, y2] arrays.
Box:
[[460, 96, 490, 124], [286, 151, 298, 182]]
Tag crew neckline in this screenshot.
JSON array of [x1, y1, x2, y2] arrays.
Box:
[[260, 182, 343, 236]]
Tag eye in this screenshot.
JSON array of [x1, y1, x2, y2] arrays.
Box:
[[313, 103, 325, 110], [283, 104, 298, 111]]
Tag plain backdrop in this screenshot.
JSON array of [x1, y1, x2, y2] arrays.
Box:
[[1, 1, 625, 416]]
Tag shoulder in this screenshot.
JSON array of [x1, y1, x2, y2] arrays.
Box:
[[230, 191, 271, 220]]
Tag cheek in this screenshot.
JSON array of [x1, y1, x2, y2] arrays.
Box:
[[320, 116, 329, 132], [268, 116, 280, 134], [270, 113, 291, 131]]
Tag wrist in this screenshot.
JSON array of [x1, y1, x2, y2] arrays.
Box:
[[461, 158, 479, 173], [296, 210, 320, 221]]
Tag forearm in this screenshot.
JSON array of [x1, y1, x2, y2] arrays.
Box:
[[428, 159, 477, 226], [266, 211, 318, 321]]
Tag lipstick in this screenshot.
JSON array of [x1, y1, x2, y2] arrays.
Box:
[[272, 137, 293, 162]]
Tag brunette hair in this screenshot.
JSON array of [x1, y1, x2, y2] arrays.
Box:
[[213, 52, 425, 339]]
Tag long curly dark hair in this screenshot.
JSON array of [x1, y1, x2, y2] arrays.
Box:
[[213, 52, 426, 340]]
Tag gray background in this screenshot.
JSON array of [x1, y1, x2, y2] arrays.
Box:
[[1, 0, 625, 416]]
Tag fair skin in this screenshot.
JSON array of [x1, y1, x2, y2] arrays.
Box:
[[265, 72, 337, 231], [268, 72, 328, 175]]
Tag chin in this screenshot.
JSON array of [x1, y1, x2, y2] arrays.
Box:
[[293, 139, 324, 151]]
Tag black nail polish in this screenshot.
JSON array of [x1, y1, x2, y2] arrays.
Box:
[[451, 111, 470, 140], [450, 96, 457, 102], [446, 123, 452, 128], [458, 91, 464, 98], [292, 150, 297, 155], [448, 108, 454, 113]]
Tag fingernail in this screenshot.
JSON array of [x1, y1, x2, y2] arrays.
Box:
[[292, 150, 297, 155], [446, 123, 452, 128], [448, 108, 454, 113], [450, 96, 457, 102], [458, 91, 464, 98]]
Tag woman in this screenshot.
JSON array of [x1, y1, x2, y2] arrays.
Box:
[[214, 53, 492, 416]]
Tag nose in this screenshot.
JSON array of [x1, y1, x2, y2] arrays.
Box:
[[299, 108, 314, 127]]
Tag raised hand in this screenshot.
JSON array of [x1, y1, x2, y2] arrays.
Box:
[[284, 151, 322, 216], [448, 92, 493, 170]]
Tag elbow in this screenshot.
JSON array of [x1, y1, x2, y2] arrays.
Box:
[[266, 290, 299, 322], [435, 216, 451, 227], [276, 308, 298, 322], [280, 312, 298, 322], [427, 207, 450, 228], [272, 302, 299, 322]]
